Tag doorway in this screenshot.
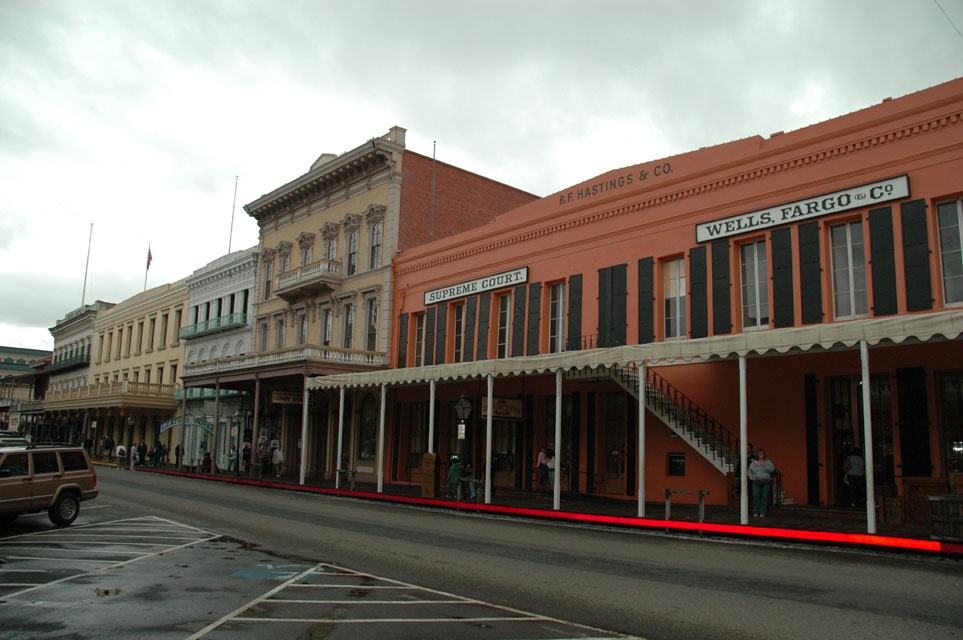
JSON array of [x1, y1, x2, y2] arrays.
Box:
[[600, 393, 626, 494]]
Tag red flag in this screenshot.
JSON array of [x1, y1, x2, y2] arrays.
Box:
[[146, 248, 153, 270]]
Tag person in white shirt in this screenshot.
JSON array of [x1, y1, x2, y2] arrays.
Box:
[[272, 447, 284, 478], [844, 448, 866, 507]]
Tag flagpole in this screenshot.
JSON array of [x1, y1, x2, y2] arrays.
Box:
[[228, 175, 238, 253], [144, 243, 151, 291], [81, 223, 93, 306]]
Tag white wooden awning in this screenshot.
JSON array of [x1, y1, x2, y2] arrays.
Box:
[[306, 310, 963, 390]]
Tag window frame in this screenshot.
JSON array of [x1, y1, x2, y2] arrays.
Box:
[[548, 282, 566, 353], [496, 292, 512, 358], [343, 303, 355, 349], [830, 219, 868, 319], [937, 198, 963, 307], [663, 257, 687, 340], [739, 238, 770, 330], [369, 221, 383, 269], [346, 231, 359, 275], [413, 312, 426, 367]]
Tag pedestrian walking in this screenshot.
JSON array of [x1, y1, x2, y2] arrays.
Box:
[[272, 446, 285, 478], [843, 448, 866, 507]]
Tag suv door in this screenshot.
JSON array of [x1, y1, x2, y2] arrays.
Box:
[[0, 452, 32, 513], [29, 451, 62, 509]]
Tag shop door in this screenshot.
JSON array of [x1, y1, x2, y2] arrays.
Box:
[[601, 393, 626, 494], [492, 421, 516, 487]]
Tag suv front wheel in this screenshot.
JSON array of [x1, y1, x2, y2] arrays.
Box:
[[48, 493, 80, 527]]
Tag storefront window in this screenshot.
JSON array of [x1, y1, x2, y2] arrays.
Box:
[[740, 239, 769, 329], [940, 373, 963, 473], [359, 395, 378, 461], [830, 221, 867, 318], [937, 199, 963, 305]]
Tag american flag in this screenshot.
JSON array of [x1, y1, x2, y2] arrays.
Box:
[[146, 247, 152, 270]]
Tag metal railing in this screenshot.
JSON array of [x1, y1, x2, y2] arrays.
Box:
[[612, 363, 738, 471], [178, 313, 248, 340]]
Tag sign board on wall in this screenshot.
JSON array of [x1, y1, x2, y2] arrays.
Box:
[[272, 391, 303, 405], [481, 397, 523, 420], [424, 267, 528, 306], [695, 175, 910, 243]]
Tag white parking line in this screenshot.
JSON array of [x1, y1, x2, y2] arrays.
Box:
[[189, 562, 633, 639]]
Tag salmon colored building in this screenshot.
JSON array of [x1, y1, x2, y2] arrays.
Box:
[[308, 78, 963, 531]]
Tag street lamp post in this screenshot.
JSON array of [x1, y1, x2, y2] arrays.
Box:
[[454, 394, 472, 461]]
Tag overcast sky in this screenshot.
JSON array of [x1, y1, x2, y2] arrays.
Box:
[[2, 0, 962, 351]]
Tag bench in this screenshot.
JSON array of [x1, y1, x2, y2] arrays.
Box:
[[337, 468, 357, 490], [664, 488, 710, 523]]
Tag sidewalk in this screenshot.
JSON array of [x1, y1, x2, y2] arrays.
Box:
[[94, 458, 960, 557]]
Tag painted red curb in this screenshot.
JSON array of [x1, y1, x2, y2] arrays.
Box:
[[136, 466, 963, 557]]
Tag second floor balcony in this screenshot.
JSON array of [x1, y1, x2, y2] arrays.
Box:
[[184, 343, 387, 378], [179, 313, 249, 340], [44, 380, 178, 411], [47, 353, 91, 374], [275, 258, 342, 301]]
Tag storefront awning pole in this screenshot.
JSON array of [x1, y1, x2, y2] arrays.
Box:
[[638, 362, 646, 518], [485, 373, 493, 504], [336, 386, 345, 489], [377, 383, 387, 494], [300, 376, 309, 486], [251, 377, 260, 477], [739, 355, 748, 525], [860, 341, 877, 534], [180, 385, 188, 471], [554, 368, 562, 511], [213, 381, 220, 476], [428, 379, 436, 454]]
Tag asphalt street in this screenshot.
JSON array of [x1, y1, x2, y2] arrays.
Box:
[[1, 467, 960, 639]]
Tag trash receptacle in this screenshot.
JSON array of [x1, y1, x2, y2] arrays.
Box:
[[930, 495, 963, 542]]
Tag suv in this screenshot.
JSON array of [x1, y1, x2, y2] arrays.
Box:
[[0, 446, 98, 526]]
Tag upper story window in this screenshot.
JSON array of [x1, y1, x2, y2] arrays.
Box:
[[663, 257, 686, 339], [259, 322, 269, 352], [343, 304, 355, 349], [938, 199, 963, 305], [452, 302, 466, 363], [830, 220, 867, 318], [346, 231, 359, 275], [275, 318, 285, 350], [280, 253, 291, 273], [325, 237, 338, 262], [548, 282, 566, 353], [496, 292, 512, 358], [297, 314, 308, 346], [365, 298, 379, 352], [320, 308, 332, 346], [413, 313, 426, 367], [369, 221, 383, 269], [264, 260, 274, 299], [740, 239, 769, 330], [301, 245, 313, 266]]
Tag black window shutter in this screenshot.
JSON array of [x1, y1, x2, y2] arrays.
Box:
[[397, 313, 408, 368], [711, 239, 732, 335], [464, 296, 477, 362], [434, 303, 447, 364], [567, 274, 582, 350], [424, 307, 436, 365], [638, 258, 654, 344], [527, 282, 541, 356], [771, 228, 795, 328], [868, 206, 898, 316], [511, 285, 526, 357], [901, 199, 933, 311], [611, 264, 627, 347], [597, 266, 612, 347], [476, 293, 491, 361], [689, 246, 708, 339], [798, 221, 823, 324]]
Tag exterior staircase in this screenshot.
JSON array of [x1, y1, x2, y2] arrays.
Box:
[[567, 364, 739, 475]]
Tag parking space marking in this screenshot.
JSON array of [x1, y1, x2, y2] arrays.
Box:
[[190, 561, 631, 639], [0, 516, 221, 599]]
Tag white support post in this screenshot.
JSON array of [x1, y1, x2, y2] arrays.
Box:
[[860, 341, 878, 534], [638, 362, 646, 518], [377, 383, 387, 494], [428, 379, 436, 454], [485, 374, 493, 504], [554, 368, 563, 511], [299, 376, 309, 486], [739, 355, 748, 525], [336, 387, 345, 489]]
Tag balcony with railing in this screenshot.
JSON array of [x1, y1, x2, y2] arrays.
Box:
[[184, 343, 387, 377], [46, 352, 91, 374], [275, 258, 342, 301], [178, 313, 249, 340], [43, 380, 179, 410]]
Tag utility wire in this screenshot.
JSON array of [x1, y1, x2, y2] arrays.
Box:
[[934, 0, 963, 43]]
